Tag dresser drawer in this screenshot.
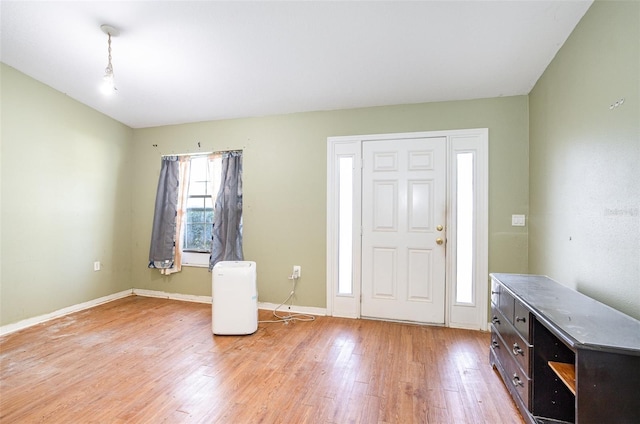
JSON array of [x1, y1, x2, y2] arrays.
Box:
[[493, 280, 532, 343], [491, 277, 501, 306], [514, 300, 531, 342], [490, 304, 506, 332], [492, 305, 531, 377], [500, 324, 531, 376], [499, 289, 515, 326], [491, 325, 531, 408]]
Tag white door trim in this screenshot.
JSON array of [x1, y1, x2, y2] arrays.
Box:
[[326, 129, 489, 330], [446, 131, 489, 330]]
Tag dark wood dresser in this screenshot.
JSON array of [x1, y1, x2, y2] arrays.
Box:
[[489, 273, 640, 424]]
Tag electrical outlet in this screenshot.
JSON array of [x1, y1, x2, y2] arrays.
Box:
[[93, 261, 101, 271], [511, 214, 526, 227], [293, 265, 301, 278]]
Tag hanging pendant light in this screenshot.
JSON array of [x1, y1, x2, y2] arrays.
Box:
[[100, 24, 119, 95]]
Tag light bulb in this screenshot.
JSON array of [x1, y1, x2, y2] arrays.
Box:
[[99, 25, 119, 96], [100, 71, 116, 96]]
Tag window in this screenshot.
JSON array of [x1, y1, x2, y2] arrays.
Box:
[[182, 155, 221, 266], [184, 156, 214, 252], [455, 152, 474, 304], [337, 156, 354, 295]]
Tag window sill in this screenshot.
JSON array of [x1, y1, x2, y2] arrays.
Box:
[[182, 251, 210, 268], [182, 263, 209, 268]]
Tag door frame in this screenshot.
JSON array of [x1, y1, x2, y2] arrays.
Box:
[[326, 129, 489, 330]]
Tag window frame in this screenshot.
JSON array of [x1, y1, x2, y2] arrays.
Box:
[[180, 154, 222, 268]]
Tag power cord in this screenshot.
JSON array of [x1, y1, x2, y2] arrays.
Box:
[[258, 272, 316, 325]]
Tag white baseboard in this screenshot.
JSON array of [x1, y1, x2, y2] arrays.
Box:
[[258, 301, 326, 316], [132, 289, 327, 316], [448, 321, 489, 332], [0, 289, 327, 337], [133, 289, 212, 304], [0, 289, 133, 337]]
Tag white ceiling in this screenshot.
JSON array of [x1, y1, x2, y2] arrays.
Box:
[[1, 1, 592, 129]]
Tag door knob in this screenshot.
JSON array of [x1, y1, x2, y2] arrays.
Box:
[[436, 238, 444, 245], [436, 225, 443, 231]]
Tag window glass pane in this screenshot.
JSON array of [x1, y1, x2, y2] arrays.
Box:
[[456, 152, 474, 304], [189, 181, 208, 196], [193, 224, 206, 251], [205, 208, 214, 224], [184, 223, 197, 249], [205, 223, 213, 248], [183, 155, 218, 253], [187, 208, 205, 223], [189, 157, 209, 182], [338, 157, 353, 295], [187, 197, 204, 209], [209, 159, 222, 198]]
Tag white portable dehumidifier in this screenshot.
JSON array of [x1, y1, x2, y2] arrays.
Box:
[[212, 261, 258, 335]]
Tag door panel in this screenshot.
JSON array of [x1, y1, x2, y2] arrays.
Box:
[[372, 248, 396, 298], [361, 137, 446, 323], [407, 248, 432, 301], [408, 180, 432, 231], [372, 181, 397, 230]]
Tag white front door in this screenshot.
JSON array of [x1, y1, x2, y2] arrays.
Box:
[[361, 137, 446, 324]]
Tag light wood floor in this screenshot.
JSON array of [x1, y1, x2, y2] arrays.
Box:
[[0, 296, 524, 423]]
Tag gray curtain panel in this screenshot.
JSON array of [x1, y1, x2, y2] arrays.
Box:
[[148, 156, 180, 269], [209, 151, 243, 270]]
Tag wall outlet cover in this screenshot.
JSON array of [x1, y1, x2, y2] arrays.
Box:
[[512, 214, 526, 226]]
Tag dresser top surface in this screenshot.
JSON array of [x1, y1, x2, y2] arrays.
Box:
[[490, 273, 640, 353]]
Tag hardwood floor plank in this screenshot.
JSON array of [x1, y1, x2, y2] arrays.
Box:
[[0, 296, 524, 423]]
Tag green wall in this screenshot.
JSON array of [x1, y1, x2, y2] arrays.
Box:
[[131, 97, 530, 308], [1, 64, 134, 325], [2, 61, 531, 326], [529, 0, 639, 319], [3, 0, 637, 328]]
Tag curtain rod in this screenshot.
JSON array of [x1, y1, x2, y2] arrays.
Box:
[[161, 152, 212, 158], [160, 149, 242, 158]]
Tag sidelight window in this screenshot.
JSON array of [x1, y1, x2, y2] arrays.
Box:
[[455, 152, 474, 304], [338, 156, 354, 295]]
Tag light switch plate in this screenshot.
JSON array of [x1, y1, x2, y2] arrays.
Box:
[[512, 214, 526, 227]]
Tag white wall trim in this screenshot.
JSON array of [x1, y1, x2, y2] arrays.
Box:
[[258, 302, 327, 317], [1, 289, 329, 337], [0, 289, 133, 337], [133, 289, 212, 304], [326, 139, 362, 318], [446, 129, 489, 331], [449, 322, 490, 332], [181, 251, 210, 268]]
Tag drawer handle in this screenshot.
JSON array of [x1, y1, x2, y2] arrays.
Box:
[[492, 316, 501, 325], [512, 343, 524, 356], [491, 339, 499, 349], [491, 290, 499, 295], [512, 374, 523, 387], [515, 316, 526, 323]]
